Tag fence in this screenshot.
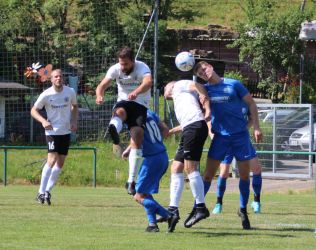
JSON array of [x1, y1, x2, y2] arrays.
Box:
[[0, 145, 97, 187], [0, 0, 156, 144]]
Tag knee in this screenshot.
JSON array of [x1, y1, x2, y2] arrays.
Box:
[[114, 108, 126, 121]]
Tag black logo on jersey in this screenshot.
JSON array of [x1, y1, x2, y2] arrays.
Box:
[[64, 97, 69, 102]]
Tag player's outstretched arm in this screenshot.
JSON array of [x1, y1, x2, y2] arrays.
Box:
[[96, 77, 112, 104]]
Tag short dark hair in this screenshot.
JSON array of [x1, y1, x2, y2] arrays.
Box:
[[193, 61, 208, 75], [117, 47, 135, 61]]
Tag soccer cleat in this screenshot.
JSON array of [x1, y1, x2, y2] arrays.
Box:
[[212, 203, 222, 214], [184, 206, 209, 228], [237, 208, 251, 230], [36, 193, 45, 204], [157, 208, 180, 223], [125, 181, 136, 196], [251, 201, 261, 214], [184, 207, 196, 227], [145, 224, 159, 233], [45, 191, 51, 206], [108, 124, 120, 145], [167, 212, 180, 233]]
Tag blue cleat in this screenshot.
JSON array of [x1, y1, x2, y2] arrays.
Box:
[[212, 203, 222, 214], [251, 201, 261, 214]]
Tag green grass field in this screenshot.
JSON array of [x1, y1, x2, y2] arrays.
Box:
[[0, 186, 315, 250]]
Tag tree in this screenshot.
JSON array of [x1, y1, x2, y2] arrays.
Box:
[[231, 0, 314, 102]]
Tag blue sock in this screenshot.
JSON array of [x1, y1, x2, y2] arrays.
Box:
[[194, 180, 211, 208], [217, 177, 227, 199], [239, 179, 250, 209], [152, 198, 170, 218], [252, 174, 262, 200], [142, 197, 157, 224]]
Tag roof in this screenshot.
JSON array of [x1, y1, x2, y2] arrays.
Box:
[[0, 82, 31, 90]]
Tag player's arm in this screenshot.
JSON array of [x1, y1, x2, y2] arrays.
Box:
[[31, 106, 53, 130], [128, 74, 152, 100], [70, 104, 78, 132], [96, 77, 112, 104], [169, 125, 182, 135], [243, 94, 263, 143], [189, 81, 211, 122], [122, 145, 132, 159], [158, 120, 170, 138]]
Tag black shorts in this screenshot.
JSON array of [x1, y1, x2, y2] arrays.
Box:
[[113, 100, 147, 130], [46, 134, 71, 155], [174, 120, 208, 162]]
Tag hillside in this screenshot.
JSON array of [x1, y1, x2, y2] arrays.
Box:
[[167, 0, 316, 30]]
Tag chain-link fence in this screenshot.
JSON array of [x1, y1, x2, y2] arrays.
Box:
[[0, 0, 155, 144]]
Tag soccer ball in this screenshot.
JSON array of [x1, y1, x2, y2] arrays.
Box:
[[175, 51, 195, 72]]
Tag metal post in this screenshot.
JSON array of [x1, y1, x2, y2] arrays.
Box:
[[272, 107, 277, 173], [4, 149, 7, 186], [93, 148, 97, 188], [153, 0, 159, 114], [299, 54, 304, 104]]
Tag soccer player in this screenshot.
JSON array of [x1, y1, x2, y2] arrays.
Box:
[[193, 61, 263, 230], [121, 110, 178, 233], [163, 79, 211, 231], [96, 47, 152, 195], [211, 156, 262, 214], [31, 69, 78, 205]]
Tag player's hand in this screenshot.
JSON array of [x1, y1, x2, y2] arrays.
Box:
[[96, 95, 104, 105], [199, 95, 208, 106], [121, 148, 130, 159], [42, 120, 53, 130], [71, 122, 78, 132], [128, 90, 138, 100], [253, 128, 263, 143]]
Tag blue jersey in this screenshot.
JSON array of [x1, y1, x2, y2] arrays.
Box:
[[204, 78, 249, 135], [142, 110, 167, 157]]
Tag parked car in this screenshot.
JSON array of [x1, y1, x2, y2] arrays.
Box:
[[258, 109, 296, 123], [288, 123, 316, 151]]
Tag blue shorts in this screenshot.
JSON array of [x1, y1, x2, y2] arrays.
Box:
[[136, 151, 169, 194], [208, 131, 257, 162], [221, 148, 234, 164]]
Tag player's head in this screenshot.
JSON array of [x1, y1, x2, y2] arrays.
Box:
[[164, 81, 176, 100], [117, 47, 135, 75], [193, 61, 214, 82], [50, 69, 63, 91]]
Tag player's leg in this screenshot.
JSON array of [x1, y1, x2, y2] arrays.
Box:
[[234, 131, 256, 229], [36, 135, 58, 204], [237, 160, 251, 230], [182, 121, 209, 228], [250, 156, 262, 213], [37, 153, 56, 204], [45, 134, 70, 205], [108, 106, 126, 145], [212, 161, 230, 214], [134, 153, 173, 232], [124, 102, 147, 195]]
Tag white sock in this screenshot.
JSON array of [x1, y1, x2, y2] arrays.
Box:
[[169, 173, 184, 207], [188, 171, 205, 204], [109, 116, 123, 133], [128, 149, 142, 183], [39, 163, 52, 194], [46, 165, 62, 192]]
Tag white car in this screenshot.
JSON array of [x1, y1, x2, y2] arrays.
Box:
[[288, 123, 316, 151]]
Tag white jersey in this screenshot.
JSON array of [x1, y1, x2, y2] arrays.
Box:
[[105, 60, 151, 108], [172, 80, 205, 129], [34, 85, 77, 135]]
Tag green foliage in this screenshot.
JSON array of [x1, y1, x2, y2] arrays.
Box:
[[224, 70, 248, 84], [231, 0, 315, 102]]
